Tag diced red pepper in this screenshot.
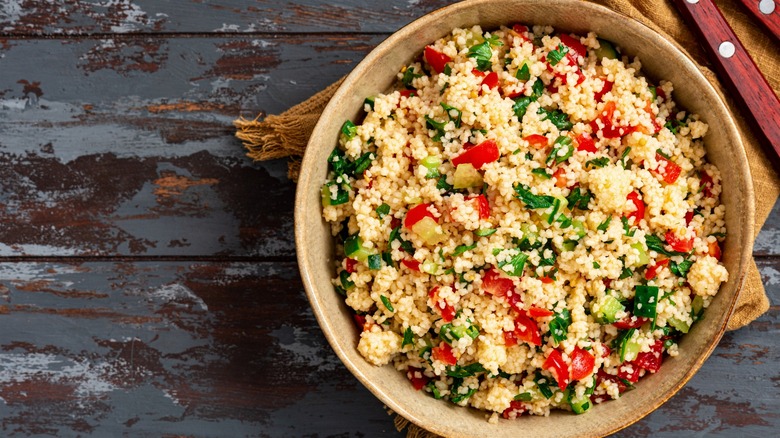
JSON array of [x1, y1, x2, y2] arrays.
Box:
[[655, 153, 682, 184], [613, 316, 649, 330], [553, 167, 568, 188], [511, 312, 542, 346], [645, 101, 663, 134], [512, 24, 529, 34], [401, 259, 421, 271], [404, 203, 438, 228], [644, 258, 669, 280], [452, 139, 500, 169], [575, 133, 597, 153], [625, 191, 645, 225], [634, 339, 664, 373], [700, 170, 714, 198], [439, 302, 456, 323], [353, 314, 368, 331], [481, 71, 499, 90], [502, 400, 526, 419], [471, 68, 486, 78], [399, 89, 416, 99], [594, 79, 613, 102], [559, 34, 587, 59], [432, 343, 458, 365], [469, 194, 491, 220], [481, 268, 514, 297], [539, 272, 555, 284], [590, 101, 635, 138], [708, 240, 722, 261], [424, 46, 452, 74], [543, 349, 570, 389], [665, 230, 694, 253], [345, 257, 358, 273], [570, 346, 595, 381], [524, 134, 549, 149], [601, 343, 612, 358], [528, 306, 554, 318], [406, 366, 430, 390]]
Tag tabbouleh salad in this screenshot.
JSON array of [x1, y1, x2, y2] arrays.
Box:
[[320, 24, 728, 422]]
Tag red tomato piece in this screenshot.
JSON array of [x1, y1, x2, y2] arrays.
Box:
[[644, 258, 669, 280], [625, 191, 645, 225], [502, 400, 526, 419], [575, 133, 597, 153], [559, 34, 587, 59], [708, 240, 722, 261], [634, 340, 664, 373], [665, 230, 694, 253], [513, 312, 542, 346], [439, 302, 456, 323], [505, 289, 523, 314], [594, 80, 613, 102], [345, 258, 358, 273], [613, 316, 649, 330], [684, 210, 694, 226], [700, 171, 714, 198], [353, 314, 367, 331], [406, 367, 430, 391], [543, 349, 570, 389], [404, 203, 437, 228], [481, 71, 499, 90], [424, 46, 452, 74], [432, 343, 458, 365], [590, 101, 635, 138], [655, 153, 682, 184], [471, 68, 486, 78], [656, 87, 666, 101], [401, 259, 421, 272], [539, 273, 555, 284], [528, 306, 554, 318], [399, 89, 416, 99], [512, 24, 529, 34], [452, 139, 500, 169], [645, 101, 663, 134], [503, 330, 518, 347], [601, 343, 612, 358], [553, 167, 568, 188], [570, 346, 596, 381], [481, 268, 514, 297], [469, 194, 491, 220], [617, 361, 641, 383], [596, 369, 629, 393], [524, 134, 549, 149]]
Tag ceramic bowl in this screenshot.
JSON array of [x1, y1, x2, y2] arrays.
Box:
[[295, 1, 755, 436]]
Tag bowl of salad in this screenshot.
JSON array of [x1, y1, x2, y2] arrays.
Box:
[[295, 1, 754, 436]]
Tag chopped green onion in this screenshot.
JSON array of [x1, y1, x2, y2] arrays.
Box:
[[476, 228, 497, 237], [380, 295, 394, 312], [341, 120, 357, 140], [453, 243, 478, 257]]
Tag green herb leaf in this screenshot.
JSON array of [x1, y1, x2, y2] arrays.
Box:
[[645, 234, 687, 257], [467, 41, 494, 71], [353, 152, 374, 176], [538, 240, 558, 267], [498, 250, 529, 276], [669, 259, 693, 277], [586, 157, 610, 168], [547, 43, 569, 66], [535, 371, 554, 399], [514, 392, 533, 402], [380, 294, 395, 312], [476, 228, 497, 237], [514, 184, 555, 209], [532, 168, 551, 179], [539, 108, 574, 131], [566, 187, 591, 210], [453, 243, 478, 257], [512, 96, 535, 120], [340, 270, 354, 290], [402, 67, 423, 89], [363, 96, 375, 111], [621, 216, 636, 237], [450, 387, 478, 403], [425, 115, 448, 142], [446, 363, 486, 378], [376, 203, 390, 219], [402, 327, 414, 347], [516, 63, 530, 81], [390, 226, 415, 254], [548, 308, 571, 344], [546, 135, 574, 165], [441, 103, 463, 128], [634, 285, 659, 320], [532, 78, 545, 97], [597, 215, 613, 232]]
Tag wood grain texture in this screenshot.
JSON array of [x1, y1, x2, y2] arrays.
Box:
[[0, 0, 776, 436]]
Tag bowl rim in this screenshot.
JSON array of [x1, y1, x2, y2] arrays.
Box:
[[295, 0, 755, 436]]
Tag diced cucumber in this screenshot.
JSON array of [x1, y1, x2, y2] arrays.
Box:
[[595, 38, 618, 60], [520, 223, 539, 245], [691, 295, 704, 319], [321, 184, 332, 207], [411, 216, 447, 245], [421, 155, 442, 178], [453, 163, 483, 189], [594, 295, 625, 324], [562, 240, 578, 251], [421, 260, 440, 275], [569, 394, 591, 414], [668, 317, 690, 334], [344, 235, 375, 262], [542, 197, 568, 224], [572, 220, 586, 240], [631, 242, 650, 266], [621, 334, 641, 362]]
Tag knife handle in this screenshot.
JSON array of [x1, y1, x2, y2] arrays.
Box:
[[736, 0, 780, 40], [672, 0, 780, 159]]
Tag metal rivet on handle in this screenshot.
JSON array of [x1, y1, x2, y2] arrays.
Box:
[[759, 0, 776, 15], [686, 0, 699, 4], [719, 41, 736, 58]]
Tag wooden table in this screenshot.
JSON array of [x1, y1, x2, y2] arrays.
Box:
[[0, 1, 776, 436]]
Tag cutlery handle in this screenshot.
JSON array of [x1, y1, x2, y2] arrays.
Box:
[[736, 0, 780, 40], [673, 0, 780, 160]]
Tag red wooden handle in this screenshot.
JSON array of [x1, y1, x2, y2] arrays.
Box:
[[673, 0, 780, 160], [736, 0, 780, 40]]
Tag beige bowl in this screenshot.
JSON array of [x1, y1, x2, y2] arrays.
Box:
[[295, 1, 755, 436]]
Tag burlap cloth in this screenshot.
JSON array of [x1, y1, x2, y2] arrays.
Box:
[[235, 0, 778, 435]]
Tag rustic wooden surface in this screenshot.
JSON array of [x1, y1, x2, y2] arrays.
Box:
[[0, 1, 777, 436]]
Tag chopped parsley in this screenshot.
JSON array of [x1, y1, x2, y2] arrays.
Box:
[[375, 203, 390, 219], [532, 168, 552, 179], [514, 184, 555, 209], [547, 43, 569, 66], [546, 135, 574, 165], [538, 108, 574, 131], [597, 215, 613, 232], [548, 308, 571, 344], [586, 157, 610, 168], [402, 327, 414, 347], [380, 294, 394, 312], [401, 67, 423, 89], [452, 243, 478, 257], [516, 63, 530, 81], [440, 103, 463, 128], [670, 259, 694, 277]]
